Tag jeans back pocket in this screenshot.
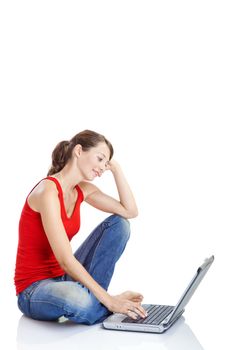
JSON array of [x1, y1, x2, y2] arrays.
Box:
[[17, 281, 41, 317]]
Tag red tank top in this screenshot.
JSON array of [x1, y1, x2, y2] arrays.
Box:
[[14, 177, 84, 295]]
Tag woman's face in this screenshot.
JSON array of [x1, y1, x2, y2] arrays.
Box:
[[77, 142, 111, 181]]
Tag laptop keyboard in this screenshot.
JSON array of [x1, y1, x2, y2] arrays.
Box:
[[122, 305, 174, 325]]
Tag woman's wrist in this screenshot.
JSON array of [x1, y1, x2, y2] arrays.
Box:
[[100, 292, 113, 310], [108, 160, 122, 175]]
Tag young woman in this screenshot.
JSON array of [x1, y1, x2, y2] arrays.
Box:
[[14, 130, 147, 324]]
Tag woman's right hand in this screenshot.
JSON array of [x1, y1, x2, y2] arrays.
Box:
[[106, 291, 148, 320]]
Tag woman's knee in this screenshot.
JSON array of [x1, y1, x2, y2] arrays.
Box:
[[106, 214, 131, 242]]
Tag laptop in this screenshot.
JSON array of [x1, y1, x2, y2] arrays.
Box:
[[103, 255, 214, 333]]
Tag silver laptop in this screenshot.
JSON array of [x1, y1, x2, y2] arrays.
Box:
[[103, 255, 214, 333]]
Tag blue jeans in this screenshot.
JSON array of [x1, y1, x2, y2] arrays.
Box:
[[17, 215, 130, 325]]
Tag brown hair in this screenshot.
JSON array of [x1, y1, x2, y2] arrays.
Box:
[[47, 130, 114, 176]]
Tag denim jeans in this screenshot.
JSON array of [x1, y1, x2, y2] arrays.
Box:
[[17, 215, 130, 325]]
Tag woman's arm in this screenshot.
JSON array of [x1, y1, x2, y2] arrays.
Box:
[[38, 183, 111, 305], [36, 182, 146, 319], [80, 160, 138, 218]]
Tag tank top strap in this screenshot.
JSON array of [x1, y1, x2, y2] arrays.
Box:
[[75, 184, 84, 202], [45, 176, 63, 195], [26, 177, 83, 220], [26, 176, 62, 198], [46, 177, 84, 202], [26, 177, 49, 199], [45, 176, 67, 218]]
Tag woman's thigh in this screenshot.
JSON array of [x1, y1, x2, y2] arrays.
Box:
[[18, 278, 110, 324]]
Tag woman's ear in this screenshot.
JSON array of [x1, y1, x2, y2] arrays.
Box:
[[73, 144, 82, 158]]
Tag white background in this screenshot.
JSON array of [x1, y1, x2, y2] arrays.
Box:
[[0, 1, 232, 349]]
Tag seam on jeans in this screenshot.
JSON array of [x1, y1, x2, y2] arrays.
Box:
[[88, 228, 110, 274], [89, 218, 128, 274], [101, 214, 117, 227]]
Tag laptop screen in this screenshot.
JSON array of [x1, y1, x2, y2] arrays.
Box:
[[165, 255, 214, 325]]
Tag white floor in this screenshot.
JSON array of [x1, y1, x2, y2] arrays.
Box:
[[2, 292, 228, 350], [7, 312, 204, 350]]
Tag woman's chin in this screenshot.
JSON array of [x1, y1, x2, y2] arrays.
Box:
[[85, 174, 96, 182]]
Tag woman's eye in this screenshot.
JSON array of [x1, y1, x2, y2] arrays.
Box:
[[98, 157, 103, 162]]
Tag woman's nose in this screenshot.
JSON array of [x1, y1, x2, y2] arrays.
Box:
[[99, 167, 105, 174]]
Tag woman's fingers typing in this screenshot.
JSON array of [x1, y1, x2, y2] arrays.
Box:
[[127, 302, 147, 319], [121, 300, 147, 320], [108, 293, 147, 319]]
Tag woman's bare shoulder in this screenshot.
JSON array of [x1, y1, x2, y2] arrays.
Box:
[[28, 178, 58, 211]]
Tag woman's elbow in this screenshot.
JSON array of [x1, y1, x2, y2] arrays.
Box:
[[59, 255, 75, 273], [125, 208, 139, 219]]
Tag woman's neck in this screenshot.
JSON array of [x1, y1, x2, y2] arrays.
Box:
[[52, 162, 83, 192]]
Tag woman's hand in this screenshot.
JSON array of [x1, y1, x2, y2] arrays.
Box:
[[106, 291, 148, 320], [104, 159, 138, 218], [105, 159, 120, 173]]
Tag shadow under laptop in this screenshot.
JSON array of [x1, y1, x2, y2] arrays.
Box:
[[17, 315, 205, 350]]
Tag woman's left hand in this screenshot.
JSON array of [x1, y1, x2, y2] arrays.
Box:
[[105, 159, 121, 173]]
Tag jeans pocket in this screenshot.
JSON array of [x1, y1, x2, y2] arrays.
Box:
[[17, 281, 41, 317], [17, 292, 31, 317]]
